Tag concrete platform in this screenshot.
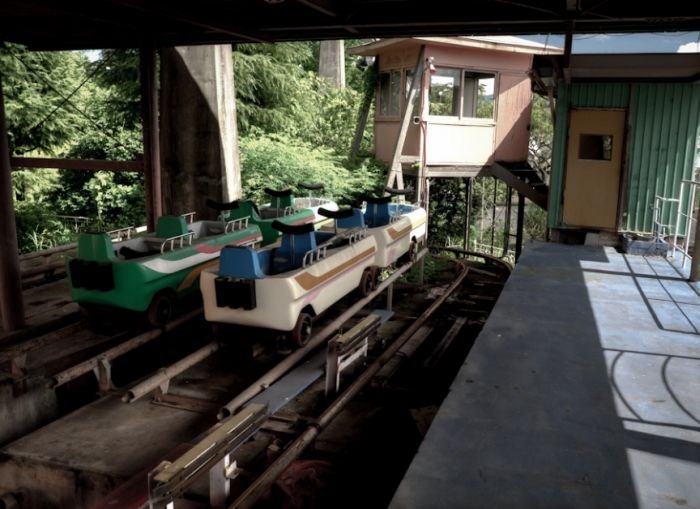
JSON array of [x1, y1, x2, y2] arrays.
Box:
[[390, 242, 700, 509]]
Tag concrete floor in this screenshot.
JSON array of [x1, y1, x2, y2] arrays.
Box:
[[390, 241, 700, 509]]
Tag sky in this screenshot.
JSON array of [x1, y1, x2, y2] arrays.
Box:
[[521, 31, 700, 53]]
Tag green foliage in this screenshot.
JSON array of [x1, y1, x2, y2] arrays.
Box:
[[0, 44, 90, 154], [12, 171, 74, 253], [528, 94, 554, 182], [524, 204, 547, 241], [52, 130, 145, 230], [5, 41, 385, 254], [90, 49, 142, 130], [240, 134, 383, 205], [234, 42, 368, 154], [15, 202, 73, 253]]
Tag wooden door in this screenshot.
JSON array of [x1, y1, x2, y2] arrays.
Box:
[[562, 109, 626, 229]]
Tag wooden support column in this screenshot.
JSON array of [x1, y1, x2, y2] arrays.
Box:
[[0, 77, 25, 331], [349, 60, 377, 164], [140, 46, 162, 231], [386, 45, 425, 190], [516, 193, 525, 262], [464, 177, 472, 250]]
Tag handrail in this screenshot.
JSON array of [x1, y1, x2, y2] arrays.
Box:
[[160, 232, 195, 254], [181, 211, 196, 224], [348, 226, 367, 244], [106, 226, 136, 240], [225, 216, 249, 233], [302, 245, 328, 267], [301, 227, 368, 267]]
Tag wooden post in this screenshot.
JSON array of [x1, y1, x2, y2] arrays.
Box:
[[516, 193, 525, 262], [140, 46, 162, 231], [0, 77, 25, 331], [464, 177, 473, 250], [386, 45, 425, 190], [349, 60, 377, 164]]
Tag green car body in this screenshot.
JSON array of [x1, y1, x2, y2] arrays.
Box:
[[67, 215, 263, 315]]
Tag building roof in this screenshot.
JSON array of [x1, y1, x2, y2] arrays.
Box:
[[1, 1, 700, 51], [349, 36, 564, 56], [532, 52, 700, 89]]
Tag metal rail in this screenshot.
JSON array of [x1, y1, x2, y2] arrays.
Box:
[[149, 403, 269, 506], [217, 248, 427, 420], [50, 309, 201, 389], [228, 257, 468, 509], [437, 246, 514, 273], [123, 341, 220, 403]]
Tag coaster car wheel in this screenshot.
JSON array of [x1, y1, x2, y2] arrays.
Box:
[[147, 290, 176, 327], [290, 312, 313, 348], [359, 267, 376, 297]]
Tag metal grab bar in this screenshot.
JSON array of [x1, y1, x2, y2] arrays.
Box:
[[224, 216, 250, 233], [160, 232, 195, 254], [348, 226, 367, 244], [302, 245, 328, 267], [107, 226, 136, 241], [181, 212, 196, 224]]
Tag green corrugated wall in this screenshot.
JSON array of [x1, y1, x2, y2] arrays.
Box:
[[548, 82, 700, 235], [624, 84, 700, 234]]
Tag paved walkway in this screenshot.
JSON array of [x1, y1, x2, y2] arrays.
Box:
[[390, 242, 700, 509]]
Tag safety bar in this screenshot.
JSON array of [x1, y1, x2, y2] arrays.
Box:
[[303, 245, 328, 267], [106, 226, 136, 240], [160, 231, 195, 254], [181, 211, 196, 224], [225, 216, 249, 233]]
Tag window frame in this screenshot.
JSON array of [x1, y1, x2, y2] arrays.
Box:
[[377, 69, 403, 120], [427, 65, 498, 124]]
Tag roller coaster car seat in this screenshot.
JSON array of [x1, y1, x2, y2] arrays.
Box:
[[272, 220, 317, 273], [155, 215, 189, 238], [264, 187, 294, 210], [216, 246, 263, 310], [230, 200, 261, 221], [362, 195, 392, 228], [336, 208, 365, 229], [219, 246, 266, 279], [77, 232, 117, 262], [70, 233, 115, 291]]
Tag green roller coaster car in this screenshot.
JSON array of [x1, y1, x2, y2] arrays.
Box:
[[224, 195, 316, 245], [67, 213, 263, 325]]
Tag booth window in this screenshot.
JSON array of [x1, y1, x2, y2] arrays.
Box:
[[379, 70, 401, 117], [579, 134, 613, 160], [429, 67, 496, 119]]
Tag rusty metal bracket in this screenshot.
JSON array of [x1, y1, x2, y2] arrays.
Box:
[[325, 316, 375, 397], [11, 353, 27, 396], [148, 403, 268, 507], [93, 357, 113, 394]]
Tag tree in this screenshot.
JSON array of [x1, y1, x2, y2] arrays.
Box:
[[0, 44, 90, 155], [528, 94, 554, 184]]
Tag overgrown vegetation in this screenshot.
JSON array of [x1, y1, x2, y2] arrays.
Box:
[[3, 42, 382, 253], [4, 40, 551, 257]]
